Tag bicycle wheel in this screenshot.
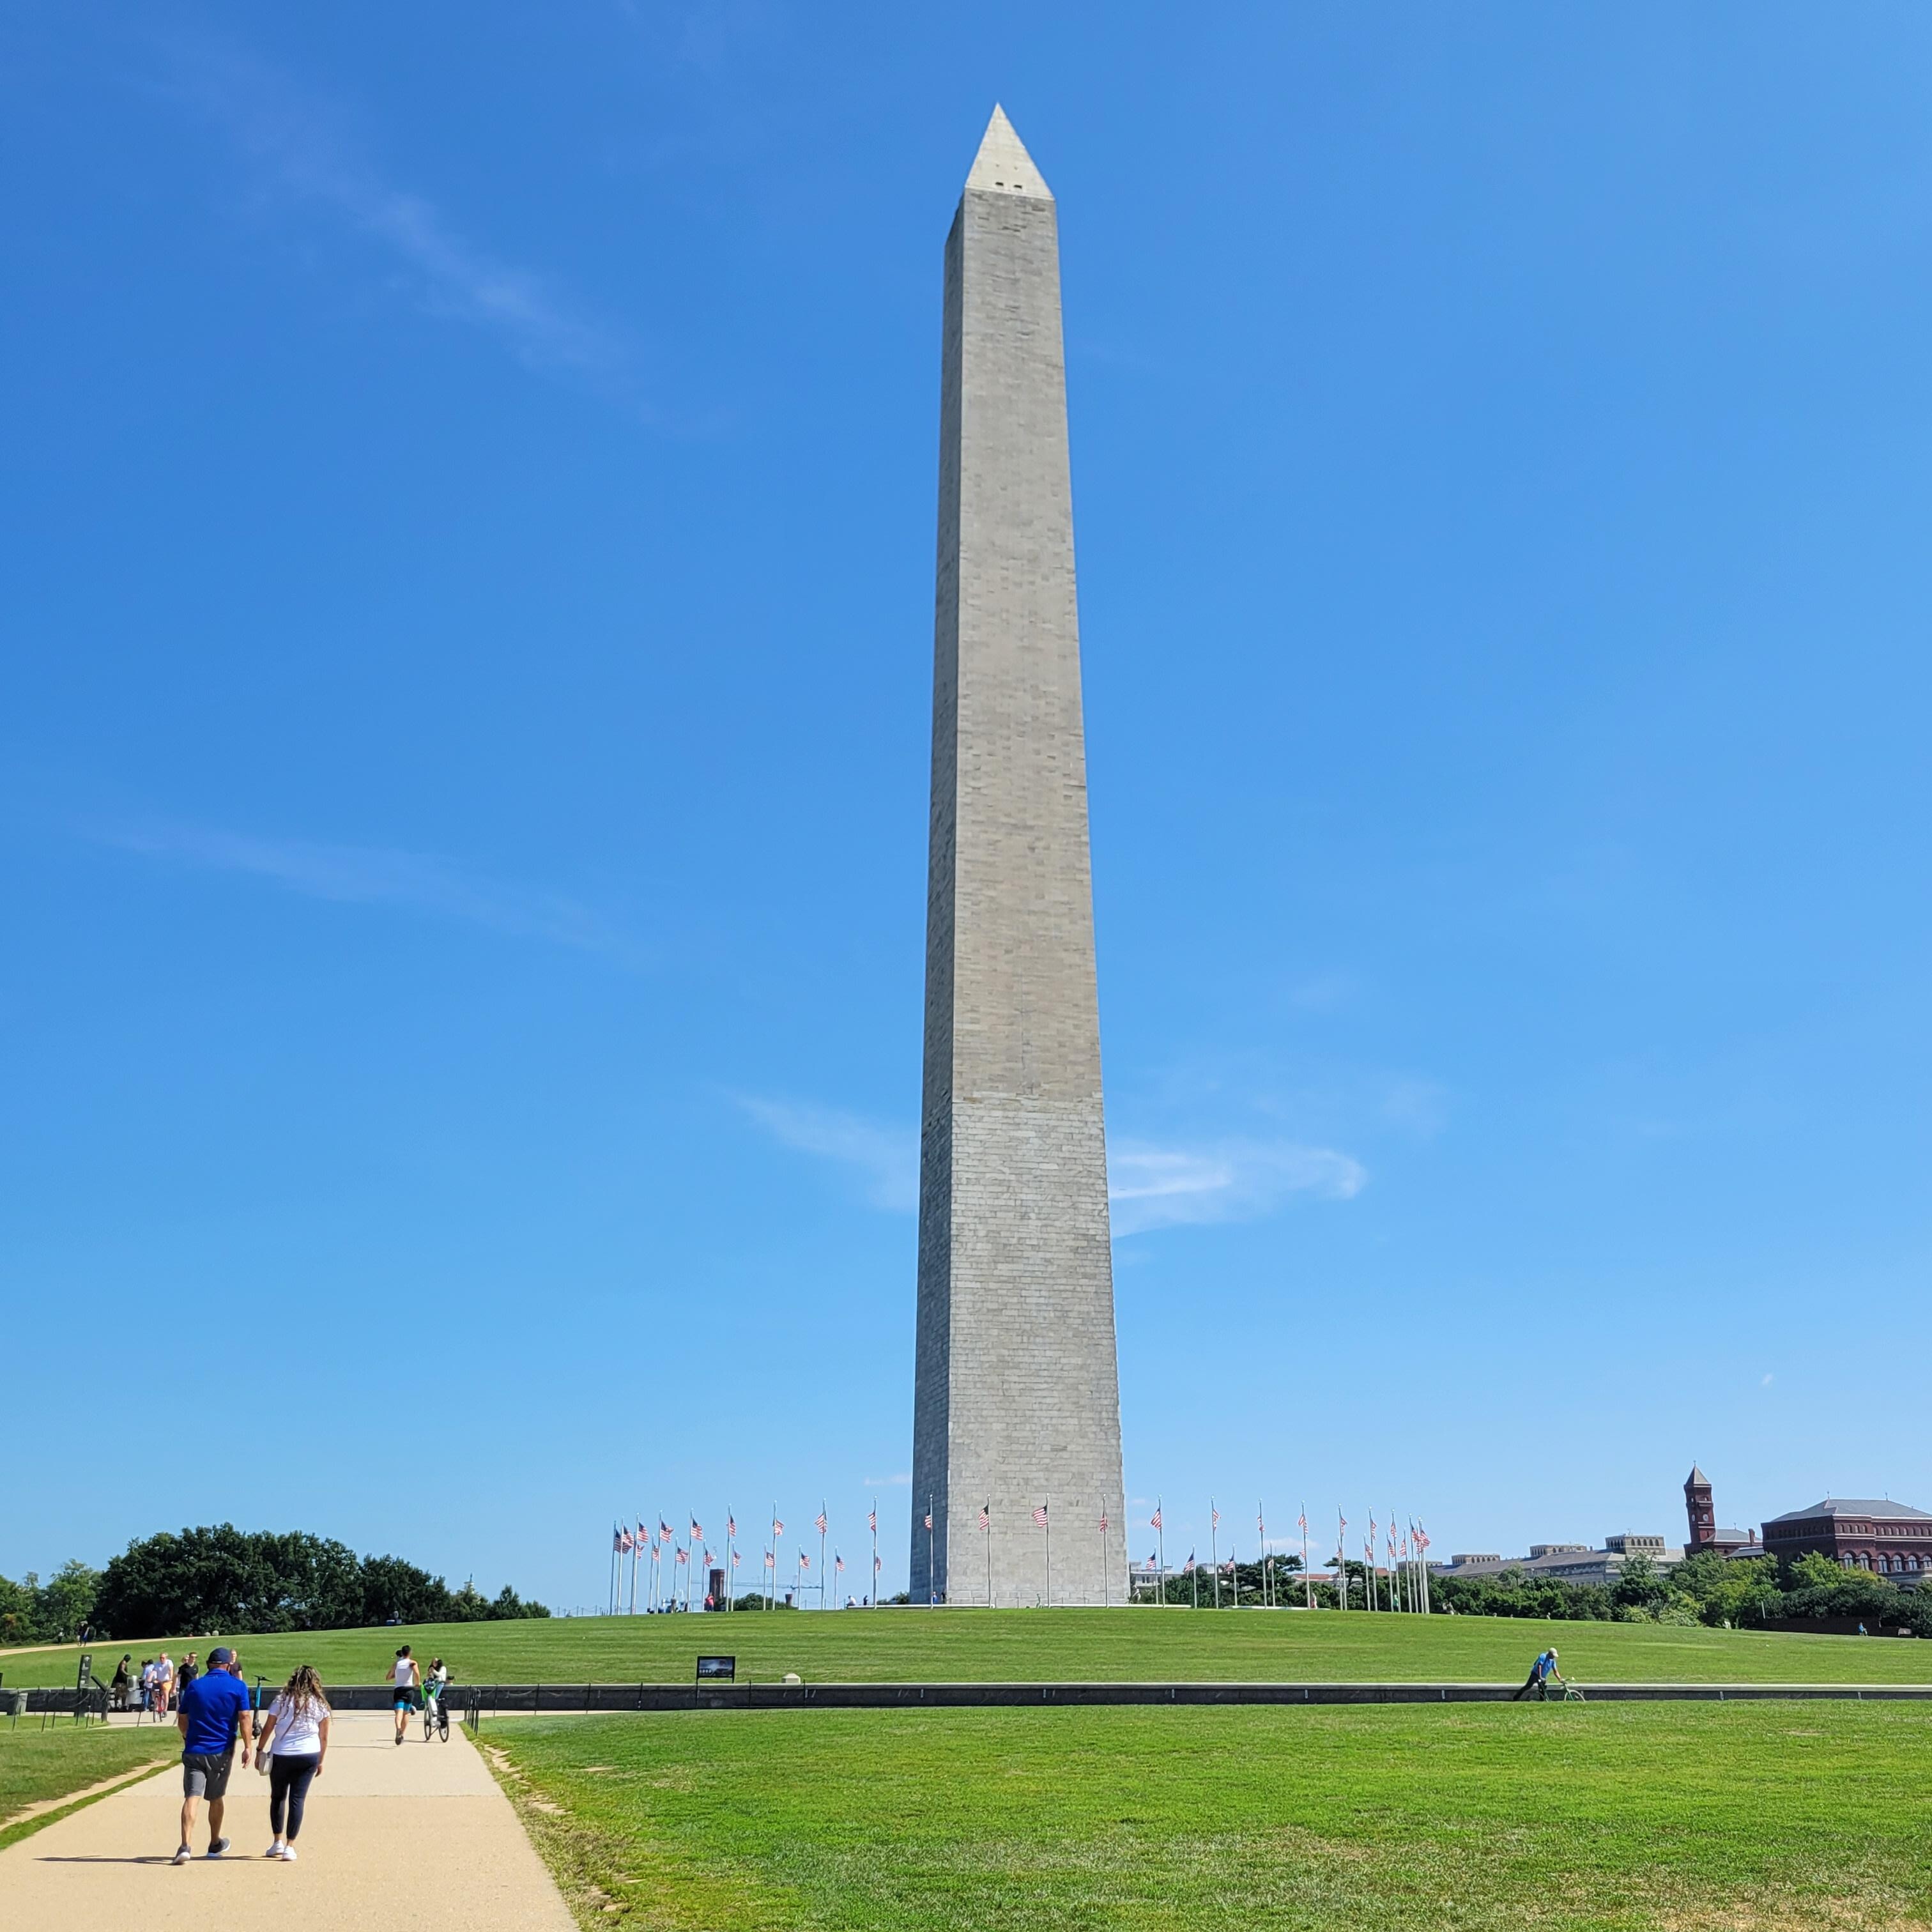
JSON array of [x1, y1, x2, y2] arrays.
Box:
[[437, 1701, 449, 1740], [422, 1704, 433, 1741]]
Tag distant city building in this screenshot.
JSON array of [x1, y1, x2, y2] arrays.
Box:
[[1432, 1534, 1682, 1590], [1760, 1498, 1932, 1577], [1683, 1466, 1757, 1556]]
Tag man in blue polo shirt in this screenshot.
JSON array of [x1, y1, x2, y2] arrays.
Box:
[[174, 1646, 254, 1865]]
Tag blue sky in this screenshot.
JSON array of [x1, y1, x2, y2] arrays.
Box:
[[6, 3, 1931, 1611]]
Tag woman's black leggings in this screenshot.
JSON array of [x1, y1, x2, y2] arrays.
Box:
[[268, 1754, 321, 1839]]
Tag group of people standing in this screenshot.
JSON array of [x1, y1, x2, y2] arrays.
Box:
[[164, 1643, 453, 1865], [109, 1650, 205, 1716]]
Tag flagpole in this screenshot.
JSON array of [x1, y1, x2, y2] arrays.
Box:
[[1043, 1498, 1050, 1608], [608, 1529, 617, 1616], [1101, 1506, 1108, 1609], [984, 1503, 992, 1609], [1157, 1499, 1166, 1607], [820, 1504, 828, 1614], [927, 1494, 936, 1606]]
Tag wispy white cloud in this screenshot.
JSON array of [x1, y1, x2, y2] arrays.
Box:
[[1107, 1139, 1366, 1236], [153, 34, 631, 391], [735, 1096, 1364, 1236], [98, 818, 636, 958], [736, 1097, 918, 1211], [864, 1473, 912, 1488]]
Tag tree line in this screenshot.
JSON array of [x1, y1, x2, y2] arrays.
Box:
[[0, 1524, 549, 1643], [1413, 1550, 1932, 1630], [1133, 1549, 1932, 1629]]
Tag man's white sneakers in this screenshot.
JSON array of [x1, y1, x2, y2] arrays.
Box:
[[172, 1846, 192, 1865]]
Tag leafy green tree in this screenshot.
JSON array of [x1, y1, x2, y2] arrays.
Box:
[[0, 1572, 43, 1644], [360, 1554, 455, 1627], [36, 1560, 101, 1640], [1611, 1552, 1670, 1617]]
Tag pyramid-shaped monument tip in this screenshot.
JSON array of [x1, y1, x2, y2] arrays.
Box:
[[966, 103, 1052, 201]]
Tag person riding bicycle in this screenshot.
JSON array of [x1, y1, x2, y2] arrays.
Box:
[[421, 1657, 452, 1738]]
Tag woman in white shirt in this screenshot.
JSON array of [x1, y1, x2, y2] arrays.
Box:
[[253, 1666, 331, 1860], [389, 1646, 422, 1745]]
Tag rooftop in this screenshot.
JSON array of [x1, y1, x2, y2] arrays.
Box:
[[1764, 1498, 1932, 1526]]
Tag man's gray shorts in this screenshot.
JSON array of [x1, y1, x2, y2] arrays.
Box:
[[181, 1751, 234, 1800]]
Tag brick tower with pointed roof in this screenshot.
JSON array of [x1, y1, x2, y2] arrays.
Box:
[[1685, 1465, 1717, 1552]]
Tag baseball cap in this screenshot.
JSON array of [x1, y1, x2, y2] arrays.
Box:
[[208, 1646, 236, 1667]]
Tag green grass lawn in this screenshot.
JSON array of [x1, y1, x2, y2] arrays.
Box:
[[484, 1701, 1932, 1931], [0, 1723, 178, 1850], [6, 1607, 1928, 1693]]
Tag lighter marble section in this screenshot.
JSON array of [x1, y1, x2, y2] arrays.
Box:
[[910, 109, 1127, 1609]]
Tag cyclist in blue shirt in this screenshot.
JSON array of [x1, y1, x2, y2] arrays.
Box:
[[173, 1646, 254, 1864], [1510, 1645, 1565, 1701]]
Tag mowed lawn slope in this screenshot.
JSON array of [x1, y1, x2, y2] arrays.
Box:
[[6, 1608, 1930, 1690], [0, 1726, 178, 1849], [487, 1701, 1932, 1931]]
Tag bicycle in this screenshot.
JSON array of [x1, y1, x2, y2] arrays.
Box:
[[422, 1688, 450, 1742]]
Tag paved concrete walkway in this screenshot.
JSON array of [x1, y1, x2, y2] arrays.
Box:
[[0, 1713, 576, 1929]]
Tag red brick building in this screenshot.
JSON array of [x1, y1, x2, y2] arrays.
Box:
[[1760, 1498, 1932, 1577], [1683, 1465, 1756, 1556]]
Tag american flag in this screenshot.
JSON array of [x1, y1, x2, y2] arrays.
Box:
[[815, 1508, 828, 1535], [763, 1550, 774, 1568], [868, 1507, 877, 1533], [873, 1554, 882, 1571], [1258, 1508, 1266, 1536], [1298, 1509, 1307, 1533], [617, 1527, 631, 1553], [703, 1549, 714, 1567], [799, 1551, 811, 1571], [636, 1520, 647, 1546], [772, 1517, 785, 1538], [659, 1520, 673, 1545], [835, 1554, 845, 1573], [732, 1551, 741, 1567], [675, 1547, 688, 1566], [1150, 1507, 1163, 1531], [727, 1514, 737, 1538], [978, 1503, 990, 1531], [1099, 1510, 1108, 1532], [924, 1510, 933, 1531], [1184, 1551, 1195, 1572], [1211, 1505, 1220, 1529], [691, 1517, 703, 1541], [1033, 1504, 1049, 1526]]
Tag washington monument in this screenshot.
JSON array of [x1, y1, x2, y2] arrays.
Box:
[[910, 108, 1128, 1608]]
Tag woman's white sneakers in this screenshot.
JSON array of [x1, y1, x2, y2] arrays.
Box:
[[263, 1842, 298, 1860]]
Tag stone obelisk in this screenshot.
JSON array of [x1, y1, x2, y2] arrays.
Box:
[[910, 107, 1126, 1609]]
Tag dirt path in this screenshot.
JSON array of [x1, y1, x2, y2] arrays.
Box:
[[0, 1711, 576, 1929]]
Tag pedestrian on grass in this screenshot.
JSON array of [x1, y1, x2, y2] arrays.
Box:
[[1510, 1645, 1563, 1701], [254, 1665, 330, 1861], [110, 1656, 132, 1712], [389, 1645, 421, 1745], [173, 1646, 254, 1865], [157, 1652, 176, 1713]]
